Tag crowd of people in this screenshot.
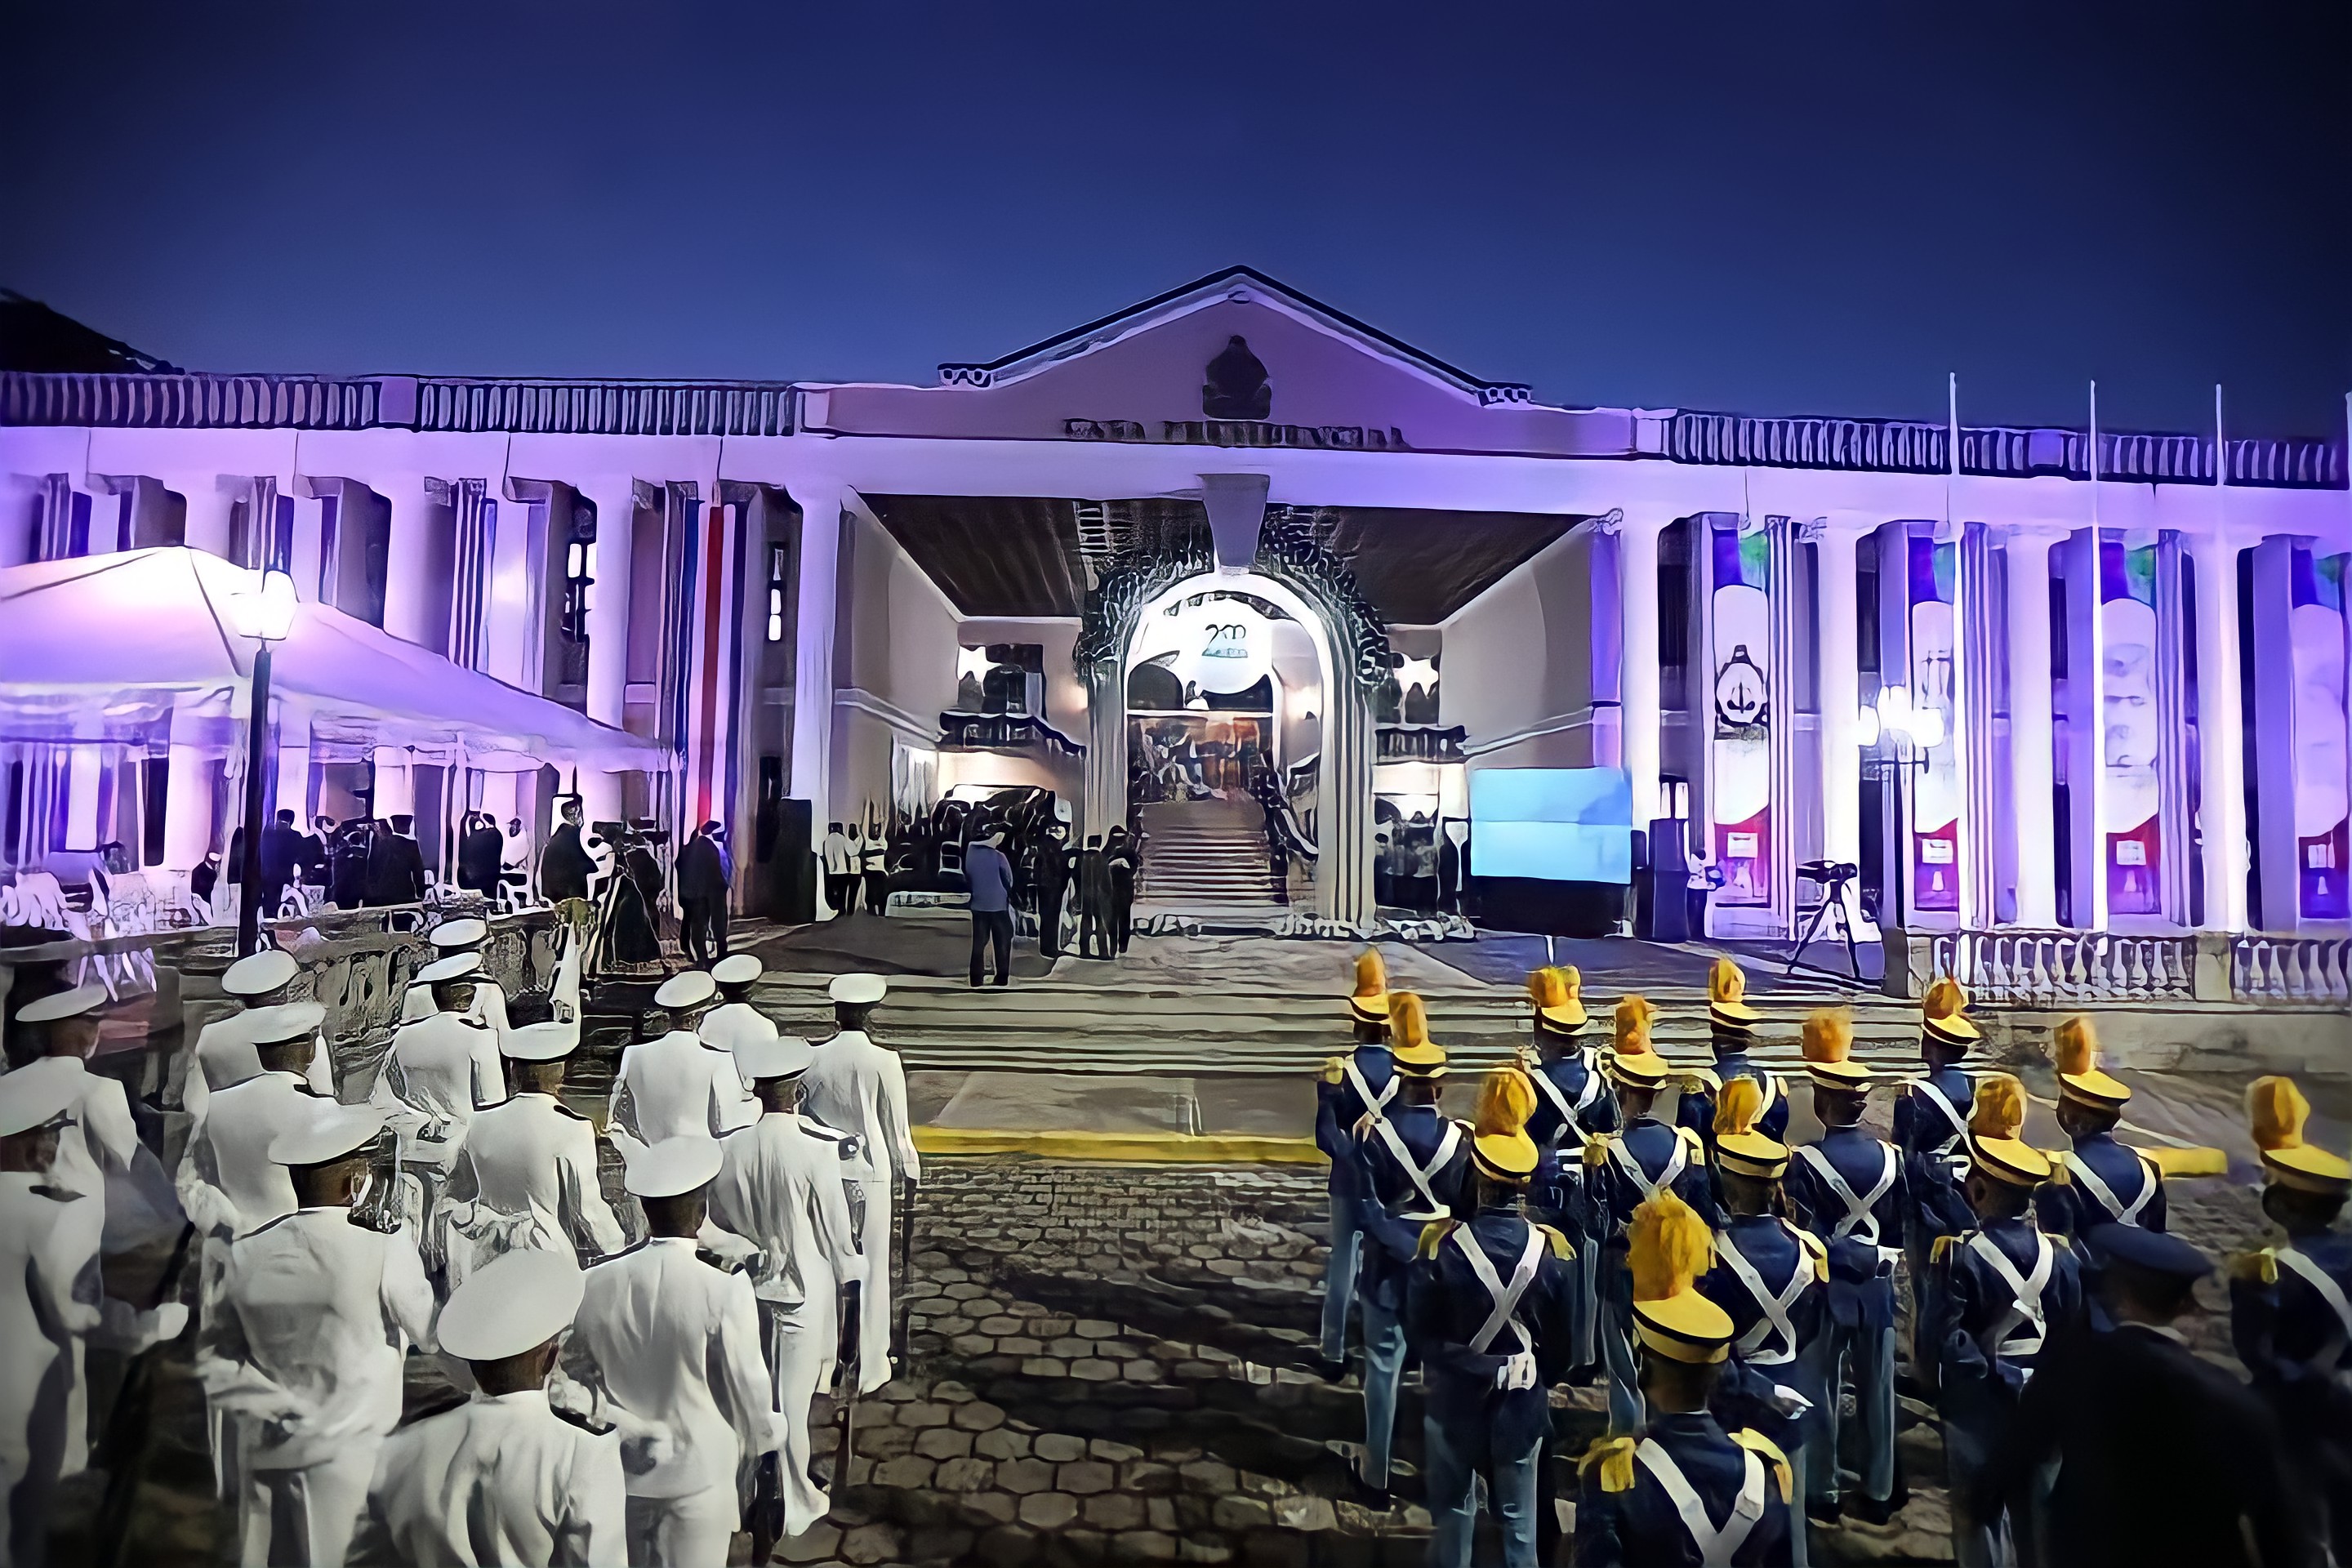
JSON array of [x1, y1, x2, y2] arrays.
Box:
[[1316, 951, 2345, 1567], [0, 914, 925, 1568]]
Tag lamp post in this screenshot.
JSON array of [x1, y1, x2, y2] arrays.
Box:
[[1858, 684, 1941, 932], [230, 568, 297, 956]]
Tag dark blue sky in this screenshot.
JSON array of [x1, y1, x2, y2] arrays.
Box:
[[5, 1, 2345, 435]]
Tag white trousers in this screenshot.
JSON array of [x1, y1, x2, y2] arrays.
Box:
[[624, 1485, 738, 1568], [853, 1176, 893, 1392], [762, 1298, 833, 1537], [238, 1444, 380, 1567]]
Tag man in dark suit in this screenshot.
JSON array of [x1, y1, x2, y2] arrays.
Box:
[[365, 815, 427, 906], [675, 819, 732, 968], [457, 812, 506, 897], [1976, 1224, 2323, 1568], [258, 808, 305, 916], [538, 796, 596, 904], [301, 816, 334, 891]]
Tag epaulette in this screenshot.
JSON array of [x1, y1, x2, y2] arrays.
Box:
[[550, 1404, 617, 1437], [695, 1249, 748, 1275], [1535, 1223, 1574, 1261], [1685, 1067, 1723, 1094], [244, 1211, 298, 1238], [2050, 1233, 2072, 1251], [588, 1241, 648, 1266], [26, 1183, 75, 1205], [2045, 1156, 2071, 1185], [1730, 1429, 1793, 1503], [552, 1101, 589, 1120], [1930, 1234, 1956, 1264], [1578, 1435, 1638, 1493], [1791, 1227, 1830, 1281], [1582, 1134, 1611, 1169], [2230, 1249, 2280, 1285], [1416, 1219, 1457, 1259], [1674, 1126, 1705, 1156], [799, 1121, 847, 1142], [1321, 1056, 1346, 1085]]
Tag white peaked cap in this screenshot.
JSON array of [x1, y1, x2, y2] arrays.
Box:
[[437, 1248, 585, 1361], [222, 949, 301, 996], [16, 984, 107, 1023], [268, 1102, 387, 1167], [621, 1134, 724, 1197], [247, 1000, 326, 1045], [502, 1019, 580, 1062], [829, 973, 887, 1005], [0, 1059, 82, 1138], [428, 917, 489, 949], [712, 954, 764, 985], [654, 970, 718, 1010], [418, 952, 483, 986], [734, 1035, 814, 1081]]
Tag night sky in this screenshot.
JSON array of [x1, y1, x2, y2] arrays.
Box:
[[4, 2, 2345, 437]]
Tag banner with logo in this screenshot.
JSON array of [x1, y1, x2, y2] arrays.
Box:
[[1908, 534, 1961, 911], [1709, 516, 1771, 908], [681, 500, 744, 833], [2292, 548, 2350, 920], [2101, 535, 2164, 915]]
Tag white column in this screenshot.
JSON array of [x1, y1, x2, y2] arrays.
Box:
[[575, 478, 640, 729], [183, 475, 243, 559], [161, 700, 214, 871], [381, 474, 452, 653], [2006, 528, 2060, 926], [2186, 530, 2249, 929], [791, 488, 843, 836], [1809, 521, 1868, 929], [1615, 512, 1668, 826]]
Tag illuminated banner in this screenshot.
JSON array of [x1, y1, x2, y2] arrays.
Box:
[[1708, 516, 1771, 908], [2101, 536, 2163, 915], [2292, 549, 2350, 920], [1908, 535, 1961, 911], [681, 500, 743, 831], [1167, 597, 1273, 696]]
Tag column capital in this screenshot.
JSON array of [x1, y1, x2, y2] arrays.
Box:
[[1580, 507, 1627, 537], [1997, 520, 2079, 547], [2179, 525, 2260, 559]]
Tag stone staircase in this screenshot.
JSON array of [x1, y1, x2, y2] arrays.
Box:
[[1133, 798, 1287, 916]]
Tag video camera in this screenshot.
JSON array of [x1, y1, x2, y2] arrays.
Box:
[[590, 818, 670, 848]]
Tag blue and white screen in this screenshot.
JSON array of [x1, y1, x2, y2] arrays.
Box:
[[1468, 768, 1633, 884]]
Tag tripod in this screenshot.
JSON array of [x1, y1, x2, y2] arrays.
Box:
[[1787, 860, 1863, 980]]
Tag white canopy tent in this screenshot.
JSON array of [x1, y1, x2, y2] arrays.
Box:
[[0, 547, 668, 773]]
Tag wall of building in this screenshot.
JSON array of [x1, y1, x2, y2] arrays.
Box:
[[829, 507, 960, 829], [1441, 529, 1607, 770], [951, 616, 1086, 805]]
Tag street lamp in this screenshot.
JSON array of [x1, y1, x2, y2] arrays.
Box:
[[229, 568, 297, 955], [1860, 684, 1940, 930]]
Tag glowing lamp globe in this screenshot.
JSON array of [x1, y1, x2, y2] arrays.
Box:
[[1855, 702, 1881, 748], [230, 568, 298, 642], [1909, 706, 1946, 750]]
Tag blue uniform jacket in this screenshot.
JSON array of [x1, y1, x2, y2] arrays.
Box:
[[1677, 1054, 1791, 1153], [2230, 1232, 2352, 1435], [1784, 1127, 1907, 1328], [1892, 1067, 1976, 1240], [1588, 1117, 1718, 1280], [1315, 1043, 1395, 1198], [1932, 1216, 2085, 1397], [1699, 1215, 1826, 1451], [1405, 1206, 1578, 1454], [2035, 1130, 2166, 1241], [1575, 1411, 1796, 1566], [1526, 1048, 1619, 1224], [1352, 1102, 1472, 1304]]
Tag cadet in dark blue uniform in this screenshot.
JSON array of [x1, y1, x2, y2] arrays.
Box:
[[1316, 948, 1395, 1373], [1929, 1072, 2084, 1568], [1783, 1009, 1904, 1527], [1409, 1066, 1577, 1568], [1984, 1225, 2322, 1568], [1348, 990, 1468, 1500], [2036, 1014, 2166, 1244], [1699, 1078, 1826, 1567], [1677, 958, 1790, 1170], [1576, 1192, 1797, 1567], [2233, 1074, 2352, 1565], [1521, 964, 1617, 1380], [1586, 1002, 1716, 1437], [1892, 977, 1977, 1385]]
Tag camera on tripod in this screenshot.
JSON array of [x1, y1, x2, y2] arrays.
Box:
[[590, 818, 670, 848]]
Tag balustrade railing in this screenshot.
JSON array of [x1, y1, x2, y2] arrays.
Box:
[[2231, 935, 2352, 1005], [1890, 924, 2352, 1007]]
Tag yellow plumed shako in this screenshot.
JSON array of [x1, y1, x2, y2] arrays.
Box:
[[2248, 1075, 2351, 1194], [1708, 956, 1761, 1031], [1628, 1193, 1733, 1362], [1967, 1071, 2050, 1186], [2051, 1014, 2131, 1110], [1348, 948, 1391, 1024], [1528, 966, 1588, 1034], [1712, 1075, 1788, 1179], [1388, 991, 1446, 1077], [1471, 1065, 1540, 1183], [1922, 975, 1980, 1048], [1802, 1008, 1873, 1089]]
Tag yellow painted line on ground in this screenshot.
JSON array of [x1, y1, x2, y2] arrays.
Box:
[[912, 1126, 1327, 1164]]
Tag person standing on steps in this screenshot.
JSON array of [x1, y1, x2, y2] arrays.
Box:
[[538, 796, 597, 906], [799, 973, 916, 1393], [1034, 822, 1071, 960], [1316, 949, 1394, 1378], [674, 820, 732, 970], [1076, 833, 1111, 960], [821, 822, 855, 918], [964, 827, 1015, 989], [862, 813, 890, 915], [1103, 823, 1138, 956]]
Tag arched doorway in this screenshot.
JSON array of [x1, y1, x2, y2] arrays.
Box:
[[1075, 517, 1388, 927]]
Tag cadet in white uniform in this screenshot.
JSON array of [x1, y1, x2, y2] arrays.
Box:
[[442, 930, 626, 1287], [399, 916, 512, 1032], [0, 1062, 184, 1568], [198, 1102, 437, 1568], [562, 1136, 783, 1568], [177, 1001, 328, 1499], [357, 1248, 627, 1567], [710, 1032, 862, 1538], [610, 972, 755, 1146], [181, 949, 334, 1130], [799, 972, 917, 1392], [375, 952, 510, 1246], [698, 955, 780, 1065], [11, 985, 141, 1478]]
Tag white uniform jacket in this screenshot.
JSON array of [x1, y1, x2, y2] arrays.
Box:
[[399, 975, 510, 1034], [799, 1031, 919, 1188], [0, 1174, 101, 1475], [560, 1238, 779, 1500], [609, 1033, 754, 1146], [709, 1112, 862, 1312], [445, 1093, 626, 1278], [177, 1071, 314, 1238], [35, 1057, 137, 1205], [373, 1011, 509, 1161], [182, 1008, 335, 1129], [197, 1208, 437, 1472], [357, 1389, 627, 1568], [697, 1003, 779, 1068]]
